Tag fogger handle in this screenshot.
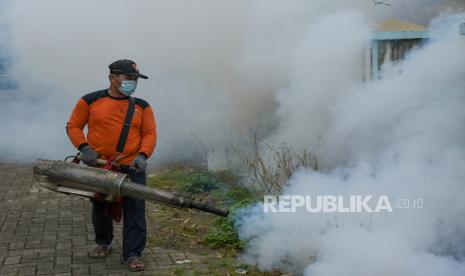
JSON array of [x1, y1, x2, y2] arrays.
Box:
[[75, 154, 107, 166]]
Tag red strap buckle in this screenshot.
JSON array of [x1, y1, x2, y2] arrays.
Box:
[[103, 156, 117, 171]]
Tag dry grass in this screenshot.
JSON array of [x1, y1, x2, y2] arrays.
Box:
[[230, 122, 319, 194], [246, 135, 318, 194]]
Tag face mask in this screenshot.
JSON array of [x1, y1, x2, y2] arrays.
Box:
[[118, 80, 137, 96]]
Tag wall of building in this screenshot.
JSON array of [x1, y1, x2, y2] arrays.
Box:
[[376, 38, 424, 72]]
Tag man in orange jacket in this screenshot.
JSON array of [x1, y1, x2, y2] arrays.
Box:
[[66, 59, 157, 271]]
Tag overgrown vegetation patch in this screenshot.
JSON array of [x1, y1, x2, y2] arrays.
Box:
[[145, 164, 270, 274]]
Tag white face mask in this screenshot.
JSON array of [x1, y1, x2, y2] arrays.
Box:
[[119, 80, 137, 96], [114, 75, 138, 96]]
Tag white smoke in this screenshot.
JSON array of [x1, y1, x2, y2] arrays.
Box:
[[0, 0, 250, 163], [1, 0, 462, 166], [237, 12, 465, 276]]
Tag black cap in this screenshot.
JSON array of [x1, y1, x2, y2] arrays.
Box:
[[109, 59, 148, 79]]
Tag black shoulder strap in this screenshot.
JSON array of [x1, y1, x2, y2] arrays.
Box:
[[116, 96, 136, 153]]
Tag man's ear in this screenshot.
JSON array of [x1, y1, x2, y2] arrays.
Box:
[[109, 74, 117, 86]]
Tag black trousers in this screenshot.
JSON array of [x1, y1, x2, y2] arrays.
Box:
[[91, 168, 147, 260]]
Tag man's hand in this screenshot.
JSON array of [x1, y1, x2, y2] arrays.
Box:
[[80, 145, 99, 166], [131, 154, 147, 173]]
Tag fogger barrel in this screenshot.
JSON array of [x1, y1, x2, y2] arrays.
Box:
[[33, 159, 229, 217]]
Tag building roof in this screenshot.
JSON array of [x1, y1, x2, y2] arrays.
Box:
[[376, 18, 427, 33], [373, 18, 430, 40]]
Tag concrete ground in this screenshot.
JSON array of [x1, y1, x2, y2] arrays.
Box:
[[0, 163, 224, 276]]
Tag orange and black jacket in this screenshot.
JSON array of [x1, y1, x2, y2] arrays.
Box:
[[66, 89, 157, 166]]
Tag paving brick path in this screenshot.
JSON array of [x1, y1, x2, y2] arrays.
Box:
[[0, 163, 215, 276]]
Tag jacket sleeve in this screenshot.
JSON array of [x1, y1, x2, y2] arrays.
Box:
[[139, 106, 157, 158], [66, 98, 90, 150]]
